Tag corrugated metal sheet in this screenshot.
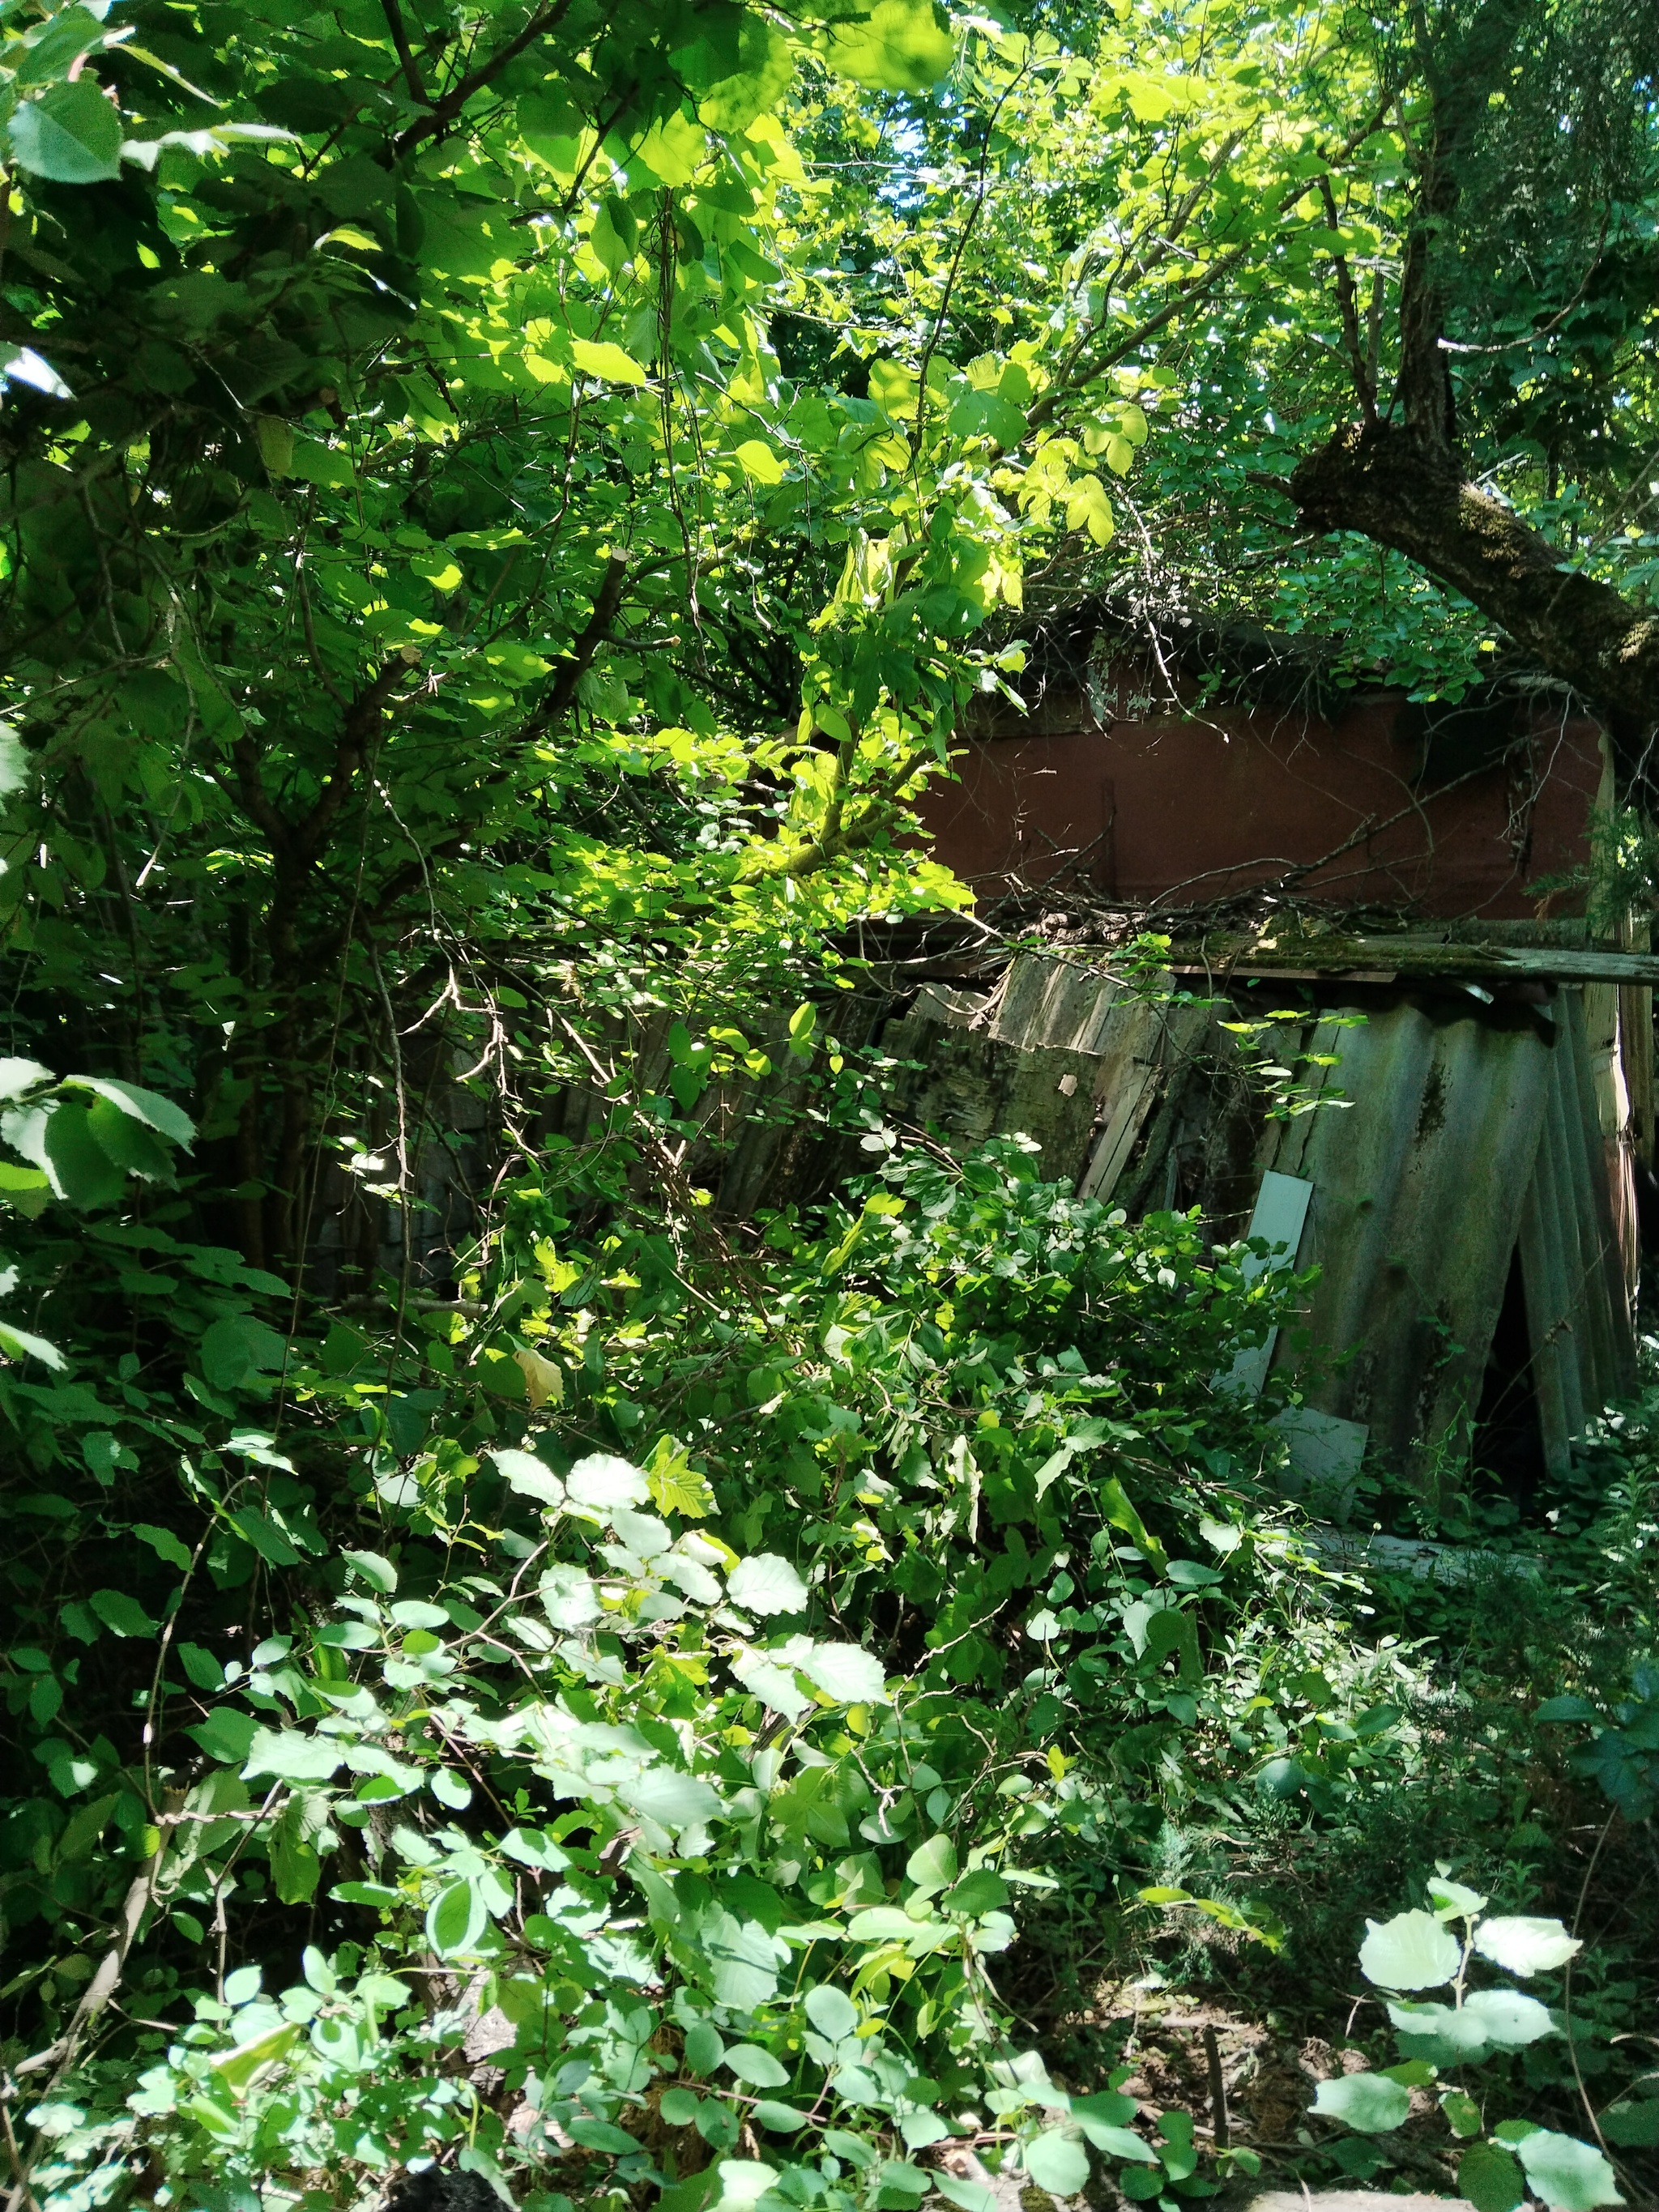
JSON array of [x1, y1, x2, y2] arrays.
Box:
[[1266, 1000, 1555, 1487], [889, 953, 1638, 1496], [910, 955, 1213, 1203], [1518, 988, 1638, 1470]]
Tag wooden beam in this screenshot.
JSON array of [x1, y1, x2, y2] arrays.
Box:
[[1164, 935, 1659, 986]]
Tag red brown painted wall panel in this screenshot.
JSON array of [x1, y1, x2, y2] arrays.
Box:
[[919, 689, 1603, 920]]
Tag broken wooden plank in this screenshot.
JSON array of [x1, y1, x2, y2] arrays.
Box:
[[1165, 934, 1659, 985]]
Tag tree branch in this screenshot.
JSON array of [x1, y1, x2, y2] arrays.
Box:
[[1392, 104, 1459, 441], [1290, 420, 1659, 760], [1317, 173, 1376, 423], [520, 552, 629, 743], [377, 0, 427, 103], [392, 0, 576, 156], [293, 655, 414, 865]]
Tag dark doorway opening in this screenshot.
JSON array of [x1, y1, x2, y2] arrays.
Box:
[[1471, 1244, 1547, 1511]]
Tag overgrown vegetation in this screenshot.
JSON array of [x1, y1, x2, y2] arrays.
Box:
[[5, 0, 1659, 2206]]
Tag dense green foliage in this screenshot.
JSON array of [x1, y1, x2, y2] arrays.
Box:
[[5, 0, 1659, 2206]]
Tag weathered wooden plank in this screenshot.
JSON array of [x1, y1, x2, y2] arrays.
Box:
[[1166, 935, 1659, 984]]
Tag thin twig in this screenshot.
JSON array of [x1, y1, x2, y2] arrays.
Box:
[[1563, 1812, 1618, 2160]]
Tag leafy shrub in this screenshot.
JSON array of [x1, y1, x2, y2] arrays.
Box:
[[20, 1443, 1175, 2209], [1308, 1882, 1630, 2211]]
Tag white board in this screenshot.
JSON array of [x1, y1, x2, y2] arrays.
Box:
[[1219, 1171, 1314, 1396], [1274, 1405, 1369, 1523]]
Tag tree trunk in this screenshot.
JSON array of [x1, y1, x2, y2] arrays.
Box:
[[1290, 420, 1659, 769]]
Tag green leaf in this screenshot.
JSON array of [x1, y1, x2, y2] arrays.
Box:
[[134, 1523, 193, 1571], [242, 1728, 344, 1783], [753, 2102, 808, 2133], [1165, 1558, 1224, 1588], [269, 1790, 325, 1903], [342, 1549, 397, 1592], [568, 2116, 640, 2154], [944, 1869, 1009, 1917], [0, 1317, 65, 1367], [949, 386, 1028, 447], [202, 1316, 289, 1392], [89, 1587, 159, 1637], [0, 1058, 52, 1103], [1460, 2141, 1526, 2212], [179, 1643, 226, 1692], [565, 1452, 649, 1510], [58, 1790, 121, 1862], [847, 1906, 924, 1940], [290, 435, 353, 488], [1388, 2005, 1489, 2065], [616, 1767, 723, 1830], [692, 17, 794, 129], [905, 1833, 958, 1897], [1513, 2131, 1623, 2210], [539, 1562, 600, 1630], [1024, 2129, 1090, 2195], [731, 1650, 812, 1720], [0, 725, 31, 794], [85, 1097, 172, 1180], [632, 109, 707, 187], [727, 1553, 806, 1614], [1461, 1988, 1558, 2048], [1601, 2102, 1659, 2147], [1427, 1876, 1488, 1920], [1473, 1916, 1582, 1975], [186, 1708, 259, 1765], [1389, 1989, 1555, 2063], [211, 2022, 300, 2091], [389, 1600, 449, 1630], [804, 1984, 858, 2039], [707, 2161, 782, 2211], [1143, 1607, 1199, 1684], [224, 1429, 294, 1471], [646, 1452, 716, 1519], [798, 1642, 886, 1704], [1098, 1477, 1166, 1572], [426, 1877, 489, 1958], [1380, 2061, 1436, 2087], [1310, 2073, 1411, 2133], [3, 1100, 125, 1208], [724, 2044, 790, 2088], [7, 81, 123, 182], [493, 1447, 564, 1507], [934, 2178, 997, 2212], [61, 1075, 194, 1147], [821, 0, 953, 93], [868, 360, 917, 419], [1358, 1909, 1462, 1990], [684, 2021, 725, 2074], [734, 440, 785, 486], [332, 1881, 403, 1909], [228, 1507, 301, 1567], [1443, 2091, 1484, 2138], [1067, 2092, 1140, 2132], [570, 339, 650, 385], [1069, 2119, 1157, 2163]]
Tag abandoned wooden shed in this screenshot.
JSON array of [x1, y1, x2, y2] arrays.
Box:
[[888, 629, 1658, 1504]]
